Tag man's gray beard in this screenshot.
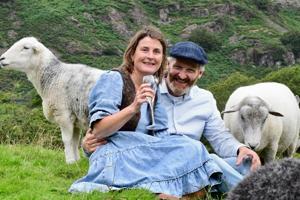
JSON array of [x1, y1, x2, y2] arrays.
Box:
[[167, 80, 191, 97]]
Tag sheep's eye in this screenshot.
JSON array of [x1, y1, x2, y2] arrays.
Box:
[[262, 117, 267, 123], [240, 115, 245, 121], [23, 46, 29, 50]]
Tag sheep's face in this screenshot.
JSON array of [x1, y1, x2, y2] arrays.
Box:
[[224, 96, 284, 152], [238, 98, 269, 151], [0, 37, 42, 73]]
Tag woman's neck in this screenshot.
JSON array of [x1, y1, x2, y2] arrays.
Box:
[[130, 71, 143, 89]]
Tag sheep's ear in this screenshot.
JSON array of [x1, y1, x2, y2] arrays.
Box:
[[269, 111, 284, 117], [296, 95, 300, 104], [221, 110, 238, 114], [32, 45, 38, 54]]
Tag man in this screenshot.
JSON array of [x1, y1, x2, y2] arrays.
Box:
[[82, 41, 261, 191]]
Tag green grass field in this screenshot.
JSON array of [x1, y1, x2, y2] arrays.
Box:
[[1, 144, 298, 200], [1, 1, 300, 199], [0, 145, 157, 200]]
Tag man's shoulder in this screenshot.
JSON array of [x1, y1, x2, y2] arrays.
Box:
[[191, 85, 214, 99]]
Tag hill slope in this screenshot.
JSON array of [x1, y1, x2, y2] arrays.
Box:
[[0, 0, 299, 146]]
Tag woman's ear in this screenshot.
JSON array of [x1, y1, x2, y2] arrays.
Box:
[[130, 54, 133, 64]]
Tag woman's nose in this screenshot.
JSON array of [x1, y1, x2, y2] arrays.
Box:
[[146, 51, 155, 59]]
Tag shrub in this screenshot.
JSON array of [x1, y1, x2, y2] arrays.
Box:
[[0, 104, 62, 149], [280, 31, 300, 57], [251, 0, 271, 11], [188, 28, 222, 52], [262, 65, 300, 96], [208, 66, 300, 111], [265, 44, 286, 62], [208, 72, 257, 111]]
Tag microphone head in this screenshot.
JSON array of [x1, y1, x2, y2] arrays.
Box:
[[143, 75, 157, 91], [143, 75, 155, 84]]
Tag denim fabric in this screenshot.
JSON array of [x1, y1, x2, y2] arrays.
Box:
[[70, 132, 223, 197], [159, 80, 246, 158], [88, 71, 123, 128], [223, 156, 252, 176], [209, 154, 250, 192], [69, 71, 223, 197], [159, 80, 251, 190], [88, 71, 168, 132]]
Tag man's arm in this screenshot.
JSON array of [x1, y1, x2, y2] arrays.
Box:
[[203, 97, 261, 170], [203, 98, 244, 157], [82, 128, 107, 157]]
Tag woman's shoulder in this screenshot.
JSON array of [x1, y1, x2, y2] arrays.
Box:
[[91, 70, 124, 95], [99, 70, 123, 82]]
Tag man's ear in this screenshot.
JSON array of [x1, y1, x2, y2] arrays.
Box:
[[198, 70, 204, 79], [166, 57, 173, 72]]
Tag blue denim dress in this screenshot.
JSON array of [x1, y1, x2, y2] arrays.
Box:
[[69, 71, 223, 197]]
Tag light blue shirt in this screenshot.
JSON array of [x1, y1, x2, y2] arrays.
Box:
[[159, 80, 245, 158]]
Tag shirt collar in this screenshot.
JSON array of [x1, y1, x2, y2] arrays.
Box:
[[160, 79, 192, 100], [160, 79, 169, 94]]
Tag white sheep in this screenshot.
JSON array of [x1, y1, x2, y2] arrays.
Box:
[[296, 95, 300, 152], [222, 82, 300, 163], [0, 37, 104, 163], [226, 158, 300, 200]]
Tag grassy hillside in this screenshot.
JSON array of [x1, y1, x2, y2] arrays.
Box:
[[1, 0, 300, 81], [0, 0, 300, 150], [0, 1, 300, 199]]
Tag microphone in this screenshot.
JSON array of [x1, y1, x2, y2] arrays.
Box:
[[142, 75, 157, 99], [142, 75, 157, 130]]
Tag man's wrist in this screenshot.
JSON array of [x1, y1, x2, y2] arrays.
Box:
[[237, 145, 250, 155]]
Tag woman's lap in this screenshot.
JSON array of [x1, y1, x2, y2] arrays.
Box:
[[69, 132, 222, 197]]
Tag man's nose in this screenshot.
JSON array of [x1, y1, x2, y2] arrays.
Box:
[[178, 71, 187, 79]]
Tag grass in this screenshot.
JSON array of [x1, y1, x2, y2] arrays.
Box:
[[1, 1, 300, 198], [1, 144, 299, 200], [0, 144, 157, 200]]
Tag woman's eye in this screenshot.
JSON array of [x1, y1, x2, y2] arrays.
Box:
[[154, 49, 161, 54]]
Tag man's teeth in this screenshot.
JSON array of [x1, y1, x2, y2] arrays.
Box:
[[176, 80, 186, 83]]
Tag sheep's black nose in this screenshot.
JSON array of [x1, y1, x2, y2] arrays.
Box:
[[249, 145, 256, 150]]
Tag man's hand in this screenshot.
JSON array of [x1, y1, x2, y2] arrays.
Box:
[[236, 146, 261, 171], [82, 128, 107, 153]]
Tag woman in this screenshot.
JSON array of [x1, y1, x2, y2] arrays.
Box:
[[69, 26, 222, 199]]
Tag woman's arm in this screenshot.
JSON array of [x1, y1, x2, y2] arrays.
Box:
[[92, 103, 137, 138], [92, 83, 155, 139]]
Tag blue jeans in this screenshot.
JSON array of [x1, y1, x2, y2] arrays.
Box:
[[210, 153, 251, 192]]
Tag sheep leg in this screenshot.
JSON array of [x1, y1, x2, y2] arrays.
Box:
[[284, 135, 298, 157], [60, 124, 77, 164], [73, 126, 81, 161], [263, 143, 278, 163]]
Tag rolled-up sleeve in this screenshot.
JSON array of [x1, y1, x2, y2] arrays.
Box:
[[88, 71, 123, 127], [204, 96, 245, 158]]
